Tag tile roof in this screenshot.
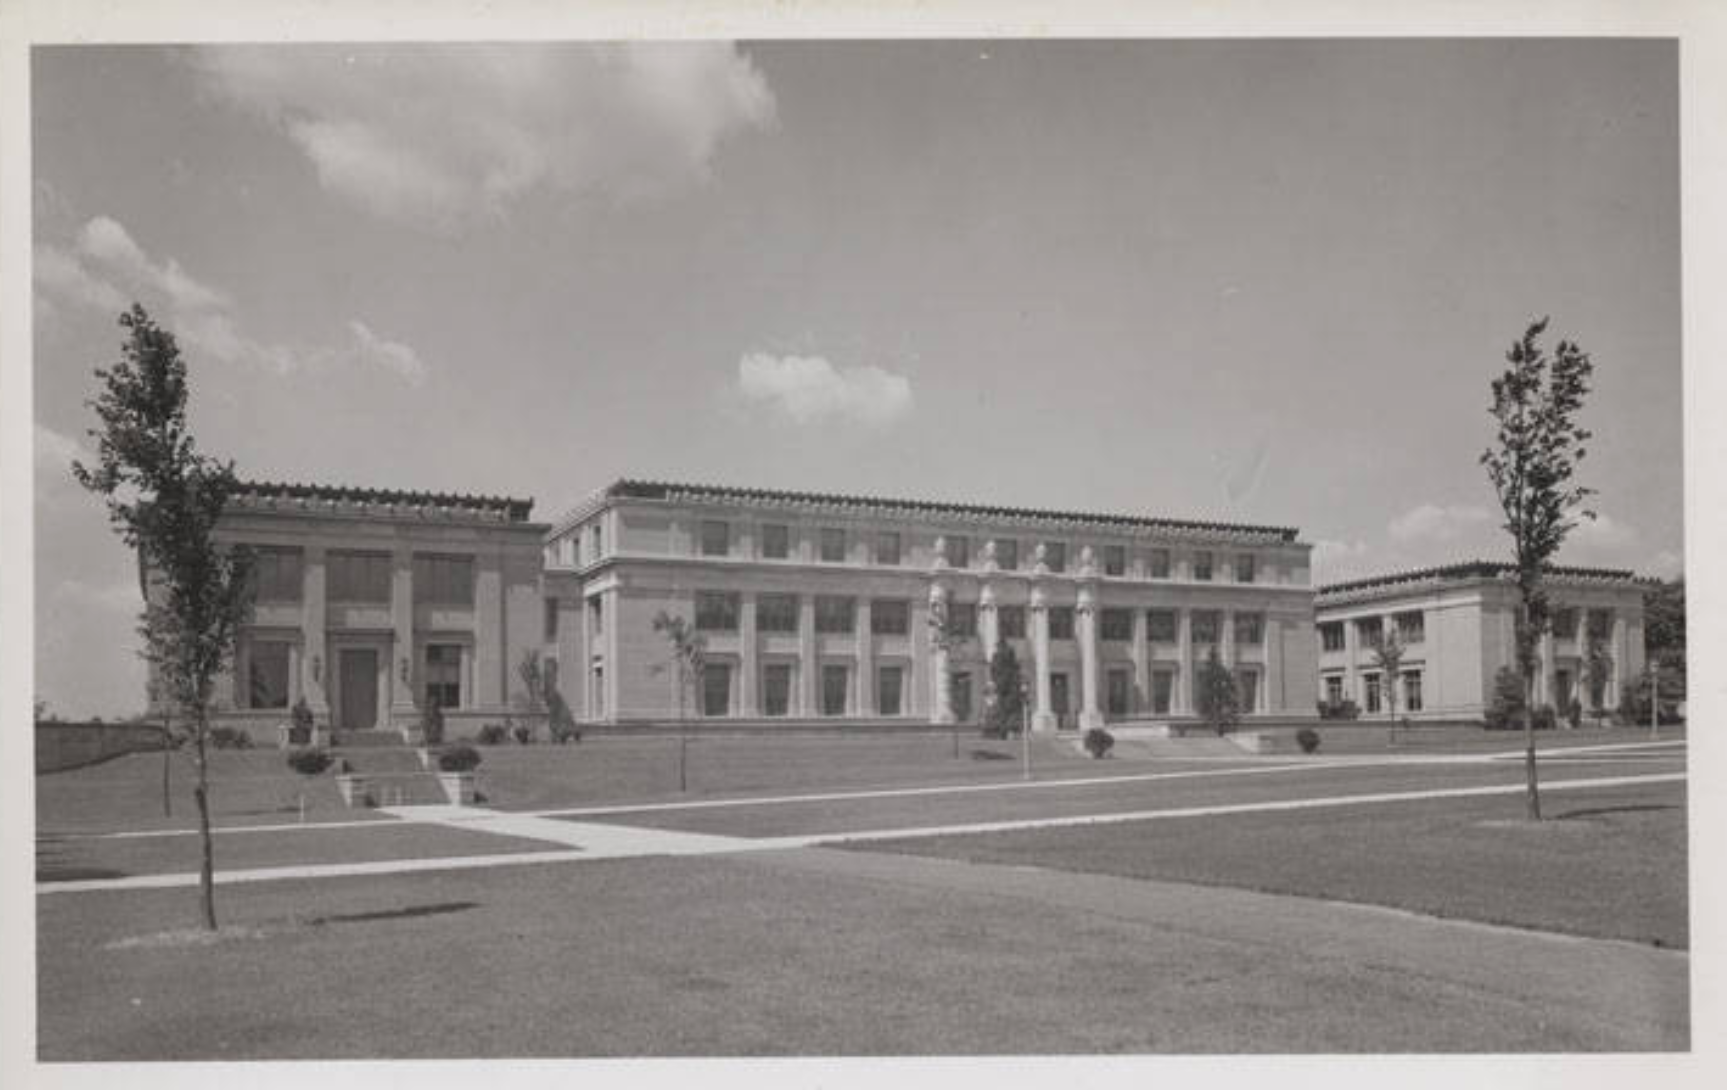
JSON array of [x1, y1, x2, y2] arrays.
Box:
[[1317, 560, 1641, 598], [233, 480, 535, 522]]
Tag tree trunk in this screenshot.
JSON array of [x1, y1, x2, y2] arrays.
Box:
[[161, 716, 172, 818], [192, 713, 217, 929], [1522, 663, 1541, 821]]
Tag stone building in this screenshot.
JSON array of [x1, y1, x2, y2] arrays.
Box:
[[542, 480, 1320, 730], [1313, 561, 1648, 721]]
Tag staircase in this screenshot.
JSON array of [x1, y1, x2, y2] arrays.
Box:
[[332, 731, 449, 806]]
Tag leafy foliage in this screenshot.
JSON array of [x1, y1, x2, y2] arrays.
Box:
[[1484, 666, 1528, 730], [984, 639, 1026, 738], [1195, 645, 1240, 736], [1370, 632, 1405, 719], [1316, 698, 1361, 721], [546, 686, 581, 743], [512, 723, 534, 745], [1295, 727, 1321, 754], [286, 748, 334, 776], [422, 699, 445, 746], [651, 610, 707, 721], [476, 723, 509, 746], [208, 726, 253, 749], [438, 744, 483, 773], [1083, 727, 1115, 759]]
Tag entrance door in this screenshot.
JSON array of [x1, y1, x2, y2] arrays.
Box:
[[952, 672, 974, 722], [1050, 672, 1071, 729], [338, 648, 378, 731]]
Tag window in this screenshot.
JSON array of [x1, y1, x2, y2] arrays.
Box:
[[1107, 669, 1130, 716], [1192, 551, 1213, 582], [1553, 608, 1579, 639], [815, 596, 856, 634], [544, 597, 559, 642], [871, 599, 910, 636], [1395, 611, 1425, 644], [998, 605, 1026, 639], [1587, 609, 1613, 640], [1103, 545, 1126, 577], [1152, 670, 1176, 714], [424, 644, 462, 710], [327, 550, 391, 602], [1044, 542, 1067, 573], [414, 554, 474, 606], [1234, 613, 1263, 646], [1364, 672, 1382, 714], [822, 665, 848, 715], [588, 597, 603, 638], [875, 530, 901, 566], [1048, 606, 1075, 640], [819, 528, 847, 563], [1324, 675, 1345, 705], [761, 524, 790, 560], [694, 592, 739, 632], [248, 547, 303, 602], [1101, 608, 1132, 641], [702, 663, 731, 716], [945, 536, 970, 569], [762, 664, 792, 716], [757, 594, 798, 634], [247, 641, 290, 709], [1149, 548, 1171, 579], [952, 672, 974, 722], [1147, 609, 1178, 643], [1319, 622, 1345, 652], [948, 602, 978, 638], [587, 522, 604, 563], [1356, 617, 1383, 648], [1190, 610, 1220, 646], [878, 666, 904, 716], [1235, 554, 1256, 583], [995, 540, 1019, 571], [1402, 670, 1423, 713], [699, 520, 729, 557]]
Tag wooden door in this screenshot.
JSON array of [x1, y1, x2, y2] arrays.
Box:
[[339, 649, 378, 731]]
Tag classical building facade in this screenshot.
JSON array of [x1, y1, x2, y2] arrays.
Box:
[[542, 481, 1320, 730], [1313, 562, 1648, 721], [197, 482, 547, 738]]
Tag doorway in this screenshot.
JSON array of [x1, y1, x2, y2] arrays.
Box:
[[338, 648, 378, 731], [1050, 672, 1071, 729]]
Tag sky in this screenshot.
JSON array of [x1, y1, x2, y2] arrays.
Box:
[[29, 39, 1683, 718]]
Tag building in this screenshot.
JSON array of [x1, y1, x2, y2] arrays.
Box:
[[542, 480, 1320, 729], [1313, 561, 1648, 721], [196, 482, 547, 738]]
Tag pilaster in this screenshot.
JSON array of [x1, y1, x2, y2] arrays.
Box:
[[1030, 582, 1055, 731], [1077, 583, 1103, 729]]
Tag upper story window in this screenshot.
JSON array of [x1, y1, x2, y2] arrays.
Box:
[[1048, 606, 1075, 640], [699, 520, 730, 557], [1355, 616, 1383, 648], [947, 602, 978, 638], [998, 605, 1026, 639], [995, 540, 1019, 571], [1103, 545, 1127, 577], [1190, 609, 1221, 646], [757, 593, 798, 634], [1192, 551, 1214, 582], [1552, 607, 1579, 639], [1319, 621, 1345, 652], [1235, 554, 1256, 583], [761, 523, 790, 560], [875, 530, 901, 566], [1101, 608, 1132, 641], [694, 591, 740, 632], [1149, 548, 1171, 579], [1147, 609, 1178, 642], [1044, 542, 1068, 574], [1587, 609, 1613, 640], [815, 595, 856, 634], [247, 546, 303, 602], [587, 522, 604, 563], [327, 550, 391, 603], [1395, 611, 1425, 644], [414, 553, 475, 606], [1234, 612, 1264, 646], [945, 536, 970, 569], [870, 599, 910, 636], [588, 597, 604, 638], [819, 527, 847, 563]]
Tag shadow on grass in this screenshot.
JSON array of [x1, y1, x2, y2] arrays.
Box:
[[1552, 803, 1681, 822], [969, 750, 1015, 761], [305, 901, 479, 927]]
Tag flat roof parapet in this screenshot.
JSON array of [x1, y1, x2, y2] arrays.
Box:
[[232, 480, 535, 523], [1317, 559, 1645, 605]]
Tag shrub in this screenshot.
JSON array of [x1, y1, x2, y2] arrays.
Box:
[[1483, 666, 1527, 730], [1295, 727, 1321, 754], [336, 757, 353, 775], [512, 723, 534, 745], [547, 688, 581, 744], [476, 723, 509, 746], [286, 748, 334, 776], [289, 697, 315, 744], [438, 744, 482, 773], [1083, 727, 1115, 759], [423, 701, 445, 746], [1317, 698, 1360, 721], [1566, 697, 1582, 730], [209, 726, 253, 749], [1533, 704, 1558, 731]]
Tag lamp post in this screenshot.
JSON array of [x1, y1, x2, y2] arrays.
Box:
[[1650, 661, 1659, 739]]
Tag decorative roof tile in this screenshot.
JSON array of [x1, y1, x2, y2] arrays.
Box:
[[232, 480, 535, 522], [1317, 560, 1642, 600]]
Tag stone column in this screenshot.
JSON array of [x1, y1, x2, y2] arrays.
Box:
[[390, 547, 418, 720], [1222, 608, 1237, 669], [855, 597, 875, 717], [1265, 616, 1283, 714], [1030, 583, 1055, 732], [798, 595, 818, 716], [1343, 615, 1360, 704], [1176, 608, 1194, 714], [929, 583, 954, 725], [300, 545, 329, 721], [474, 550, 504, 709], [978, 582, 999, 661], [1130, 606, 1149, 714], [1608, 612, 1627, 707], [1077, 585, 1103, 729], [741, 592, 759, 716]]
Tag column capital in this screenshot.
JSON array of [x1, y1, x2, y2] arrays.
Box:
[[1077, 545, 1097, 579], [1029, 583, 1049, 611], [1076, 584, 1097, 614], [930, 535, 949, 573], [978, 581, 997, 609]]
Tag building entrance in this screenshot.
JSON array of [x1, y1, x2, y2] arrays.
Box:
[[338, 648, 378, 731]]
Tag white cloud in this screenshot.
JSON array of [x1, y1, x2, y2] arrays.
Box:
[[1387, 503, 1494, 544], [35, 215, 425, 384], [187, 43, 777, 230], [1310, 538, 1373, 583], [737, 352, 913, 426]]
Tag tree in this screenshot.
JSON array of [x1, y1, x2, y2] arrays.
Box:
[[1480, 317, 1595, 820], [1643, 576, 1686, 687], [1370, 630, 1405, 721], [1584, 633, 1613, 727], [73, 305, 254, 929], [1195, 645, 1240, 736], [651, 610, 706, 791], [985, 639, 1026, 738]]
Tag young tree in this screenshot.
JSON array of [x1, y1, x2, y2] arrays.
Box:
[[651, 610, 706, 791], [1195, 645, 1240, 736], [73, 305, 254, 929], [1584, 633, 1613, 727], [1480, 317, 1595, 820], [985, 639, 1026, 738], [1371, 630, 1406, 722], [1643, 577, 1686, 695]]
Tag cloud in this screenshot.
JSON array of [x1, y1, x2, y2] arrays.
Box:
[[187, 43, 777, 230], [1387, 503, 1494, 544], [35, 215, 425, 384], [1310, 538, 1373, 583], [1647, 549, 1684, 580], [737, 352, 913, 426]]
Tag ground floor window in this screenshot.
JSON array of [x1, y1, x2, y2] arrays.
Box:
[[1235, 668, 1259, 714], [1402, 670, 1423, 713], [1106, 669, 1130, 717], [1363, 672, 1382, 714], [248, 640, 291, 709], [822, 665, 848, 716], [591, 665, 605, 716], [952, 671, 974, 721], [1324, 674, 1344, 706], [762, 663, 792, 716], [424, 643, 462, 710], [878, 666, 904, 716], [703, 663, 732, 717], [1151, 670, 1175, 715]]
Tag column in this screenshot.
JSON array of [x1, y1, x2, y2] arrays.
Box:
[[1343, 614, 1359, 704], [1130, 606, 1149, 714], [798, 594, 817, 716], [1222, 608, 1237, 668], [390, 546, 418, 718], [1030, 583, 1055, 731], [474, 550, 504, 708], [1265, 616, 1283, 714], [929, 583, 954, 724], [300, 545, 329, 719], [1176, 608, 1194, 714], [978, 582, 999, 660], [1077, 585, 1103, 729], [855, 597, 875, 717], [741, 592, 759, 716]]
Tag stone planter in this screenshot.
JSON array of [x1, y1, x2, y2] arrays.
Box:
[[437, 771, 476, 806], [416, 747, 435, 770], [334, 773, 370, 808]]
